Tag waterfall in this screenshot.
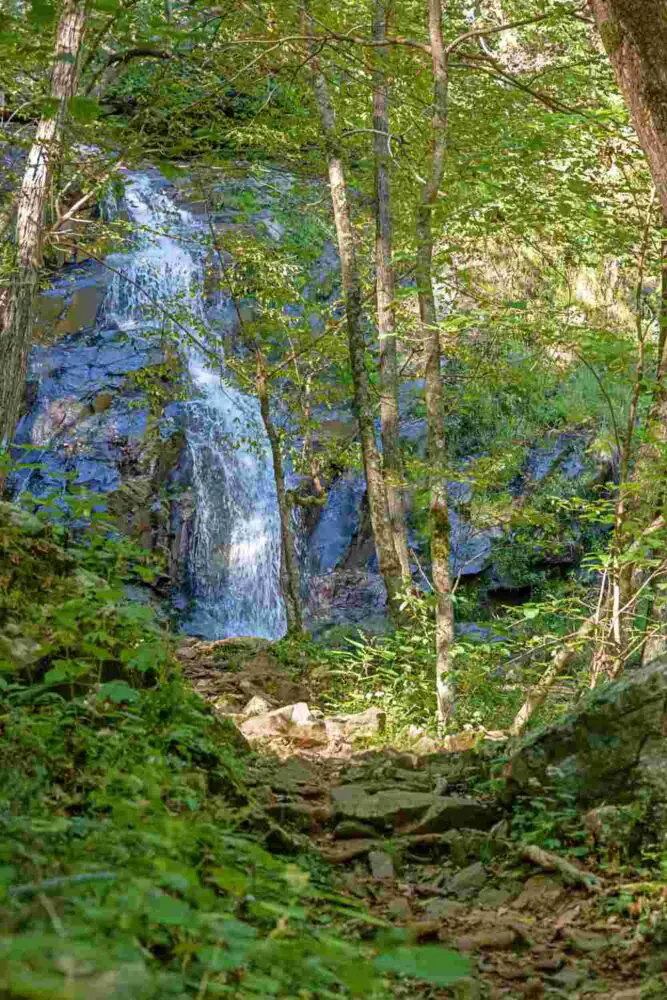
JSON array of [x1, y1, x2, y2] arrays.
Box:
[[103, 172, 287, 640]]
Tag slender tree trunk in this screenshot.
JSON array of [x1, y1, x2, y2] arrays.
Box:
[[256, 351, 303, 634], [589, 1, 667, 218], [372, 0, 411, 584], [510, 618, 597, 738], [305, 20, 404, 614], [417, 0, 455, 730], [0, 0, 86, 447]]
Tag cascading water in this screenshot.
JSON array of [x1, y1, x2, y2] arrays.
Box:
[[103, 172, 286, 639]]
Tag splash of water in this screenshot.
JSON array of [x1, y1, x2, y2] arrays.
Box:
[[103, 172, 286, 639]]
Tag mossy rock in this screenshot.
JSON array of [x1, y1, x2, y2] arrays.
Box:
[[506, 656, 667, 844]]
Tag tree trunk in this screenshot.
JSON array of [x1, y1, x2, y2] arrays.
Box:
[[305, 21, 404, 615], [510, 619, 596, 737], [0, 0, 86, 447], [417, 0, 455, 730], [256, 351, 303, 634], [588, 0, 667, 217], [372, 0, 411, 584]]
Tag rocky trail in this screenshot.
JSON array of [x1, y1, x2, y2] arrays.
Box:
[[177, 639, 667, 999]]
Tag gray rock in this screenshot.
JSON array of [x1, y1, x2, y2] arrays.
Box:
[[243, 695, 273, 718], [448, 862, 487, 899], [506, 656, 667, 844], [333, 820, 376, 840], [368, 850, 395, 879], [476, 886, 513, 908], [325, 707, 386, 741], [407, 797, 500, 835], [423, 898, 466, 920], [330, 785, 435, 829]]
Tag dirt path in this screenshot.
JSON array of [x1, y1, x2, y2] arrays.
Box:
[[178, 638, 661, 999]]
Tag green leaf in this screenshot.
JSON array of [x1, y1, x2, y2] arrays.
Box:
[[145, 893, 196, 927], [30, 0, 55, 23], [69, 97, 101, 122], [522, 606, 541, 620], [210, 866, 249, 897], [97, 680, 140, 704], [373, 945, 470, 985]]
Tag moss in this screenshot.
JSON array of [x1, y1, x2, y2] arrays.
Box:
[[599, 19, 624, 56]]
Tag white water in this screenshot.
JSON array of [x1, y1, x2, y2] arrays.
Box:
[[102, 172, 286, 639]]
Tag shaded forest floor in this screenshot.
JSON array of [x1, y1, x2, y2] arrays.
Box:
[[179, 637, 667, 999]]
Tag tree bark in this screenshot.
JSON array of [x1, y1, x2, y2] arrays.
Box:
[[372, 0, 411, 584], [256, 350, 303, 634], [510, 619, 596, 737], [305, 20, 404, 615], [417, 0, 455, 730], [0, 0, 86, 447], [588, 0, 667, 217]]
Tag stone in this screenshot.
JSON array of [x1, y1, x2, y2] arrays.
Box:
[[269, 757, 320, 791], [242, 695, 273, 718], [330, 785, 435, 829], [505, 656, 667, 841], [477, 886, 514, 908], [325, 707, 386, 741], [443, 731, 479, 753], [512, 876, 565, 913], [368, 851, 395, 880], [385, 897, 412, 920], [404, 797, 500, 835], [290, 720, 328, 747], [456, 926, 517, 951], [548, 966, 586, 990], [584, 804, 640, 857], [334, 820, 376, 840], [422, 898, 466, 920], [447, 862, 487, 898], [321, 839, 378, 863], [290, 702, 312, 725], [411, 734, 440, 754], [239, 702, 327, 744], [561, 927, 609, 954], [240, 705, 293, 740], [266, 801, 331, 832]]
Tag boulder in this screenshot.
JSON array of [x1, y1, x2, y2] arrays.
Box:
[[505, 656, 667, 840], [324, 707, 386, 742], [331, 785, 435, 829], [242, 695, 273, 718], [405, 797, 500, 835], [330, 785, 498, 834], [447, 861, 488, 899], [240, 702, 327, 746]]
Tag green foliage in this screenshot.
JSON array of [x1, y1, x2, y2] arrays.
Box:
[[0, 504, 470, 997], [320, 591, 524, 737], [510, 791, 589, 855]]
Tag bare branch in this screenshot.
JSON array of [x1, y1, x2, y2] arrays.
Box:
[[446, 11, 560, 55]]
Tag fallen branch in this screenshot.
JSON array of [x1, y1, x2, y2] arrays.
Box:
[[520, 844, 601, 893]]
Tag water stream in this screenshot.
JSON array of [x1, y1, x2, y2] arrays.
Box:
[[104, 173, 287, 639]]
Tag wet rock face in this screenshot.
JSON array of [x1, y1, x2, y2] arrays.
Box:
[[34, 261, 109, 342], [506, 655, 667, 840], [15, 312, 192, 589]]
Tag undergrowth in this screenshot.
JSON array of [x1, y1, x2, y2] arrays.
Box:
[[318, 589, 591, 743], [0, 501, 469, 998]]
